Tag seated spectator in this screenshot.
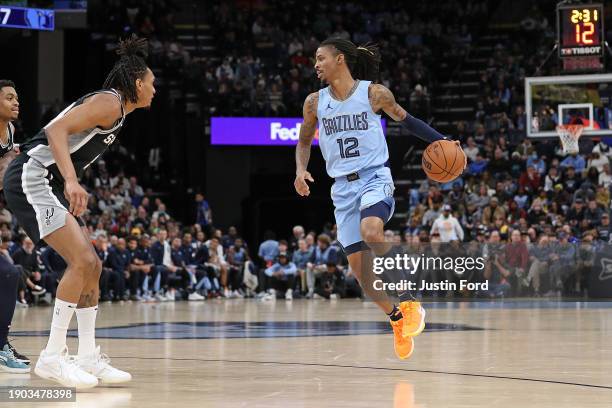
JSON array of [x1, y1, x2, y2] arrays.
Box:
[[548, 232, 576, 295], [10, 235, 46, 305], [313, 262, 346, 300], [527, 234, 552, 295], [463, 137, 480, 162], [562, 165, 582, 193], [292, 238, 313, 295], [519, 165, 541, 194], [560, 152, 586, 172], [481, 197, 506, 227], [258, 230, 279, 267], [430, 204, 464, 242], [467, 153, 488, 176], [544, 166, 561, 192], [526, 155, 547, 176], [263, 253, 297, 300], [305, 234, 338, 298], [107, 238, 130, 301]]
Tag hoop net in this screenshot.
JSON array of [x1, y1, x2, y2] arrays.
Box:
[[556, 124, 583, 154]]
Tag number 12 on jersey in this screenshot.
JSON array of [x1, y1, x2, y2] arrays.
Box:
[[336, 137, 360, 159]]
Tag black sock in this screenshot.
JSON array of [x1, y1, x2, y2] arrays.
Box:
[[387, 304, 403, 321]]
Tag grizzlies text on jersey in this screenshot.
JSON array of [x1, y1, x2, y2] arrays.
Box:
[[316, 80, 388, 178]]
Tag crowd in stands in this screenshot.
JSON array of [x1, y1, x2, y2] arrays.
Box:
[[189, 0, 488, 119]]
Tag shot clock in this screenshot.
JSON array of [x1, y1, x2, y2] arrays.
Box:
[[557, 3, 605, 72], [558, 3, 604, 56]]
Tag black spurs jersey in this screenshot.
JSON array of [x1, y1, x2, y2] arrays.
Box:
[[0, 122, 15, 158], [20, 88, 125, 182]]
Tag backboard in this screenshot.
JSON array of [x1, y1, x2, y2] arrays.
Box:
[[525, 73, 612, 138]]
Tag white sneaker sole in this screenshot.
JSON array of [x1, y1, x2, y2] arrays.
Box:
[[34, 365, 98, 389], [97, 373, 132, 384]]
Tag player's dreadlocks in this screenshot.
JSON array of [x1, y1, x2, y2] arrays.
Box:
[[320, 38, 381, 83], [103, 35, 149, 104]]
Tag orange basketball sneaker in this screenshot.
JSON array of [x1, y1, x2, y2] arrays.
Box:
[[390, 318, 414, 360], [400, 301, 426, 338]]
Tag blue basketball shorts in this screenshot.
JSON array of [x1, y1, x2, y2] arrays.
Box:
[[331, 165, 395, 254]]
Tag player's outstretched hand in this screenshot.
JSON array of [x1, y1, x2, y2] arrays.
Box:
[[294, 171, 314, 197], [65, 179, 89, 217]]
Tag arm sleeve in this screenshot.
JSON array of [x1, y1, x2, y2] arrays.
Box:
[[400, 114, 447, 143]]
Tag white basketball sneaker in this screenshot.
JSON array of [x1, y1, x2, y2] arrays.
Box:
[[76, 346, 132, 384], [34, 346, 98, 389]]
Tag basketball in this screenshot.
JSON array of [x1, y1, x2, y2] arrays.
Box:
[[422, 140, 465, 183]]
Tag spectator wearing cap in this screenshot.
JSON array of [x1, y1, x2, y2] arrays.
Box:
[[560, 152, 586, 172], [264, 252, 297, 300], [430, 205, 464, 243], [596, 212, 612, 243], [562, 165, 581, 193], [567, 198, 586, 228]]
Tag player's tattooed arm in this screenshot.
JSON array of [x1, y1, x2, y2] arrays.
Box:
[[368, 83, 407, 121], [294, 92, 318, 197]]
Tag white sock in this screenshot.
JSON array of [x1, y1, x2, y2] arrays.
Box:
[[76, 306, 98, 359], [45, 298, 77, 355]]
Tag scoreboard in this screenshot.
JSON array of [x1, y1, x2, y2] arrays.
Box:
[[557, 3, 604, 72], [0, 6, 54, 31]]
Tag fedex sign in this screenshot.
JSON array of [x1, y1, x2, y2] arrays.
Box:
[[211, 117, 385, 146]]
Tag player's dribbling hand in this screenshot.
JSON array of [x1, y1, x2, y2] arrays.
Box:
[[65, 179, 89, 217], [294, 171, 314, 196], [451, 140, 468, 171]]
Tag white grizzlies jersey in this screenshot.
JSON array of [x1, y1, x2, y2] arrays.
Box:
[[317, 80, 388, 178], [20, 88, 125, 182]]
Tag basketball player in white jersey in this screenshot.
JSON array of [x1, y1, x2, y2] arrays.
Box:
[[294, 38, 465, 359], [3, 35, 155, 388]]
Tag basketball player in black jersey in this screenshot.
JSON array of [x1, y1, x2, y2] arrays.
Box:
[[0, 79, 31, 373], [3, 36, 156, 388]]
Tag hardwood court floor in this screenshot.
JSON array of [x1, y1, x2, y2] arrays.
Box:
[[4, 299, 612, 408]]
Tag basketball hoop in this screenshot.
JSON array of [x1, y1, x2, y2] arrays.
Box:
[[556, 124, 583, 155]]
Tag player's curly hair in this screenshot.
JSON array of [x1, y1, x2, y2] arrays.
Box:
[[320, 38, 381, 83], [103, 34, 149, 104]]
